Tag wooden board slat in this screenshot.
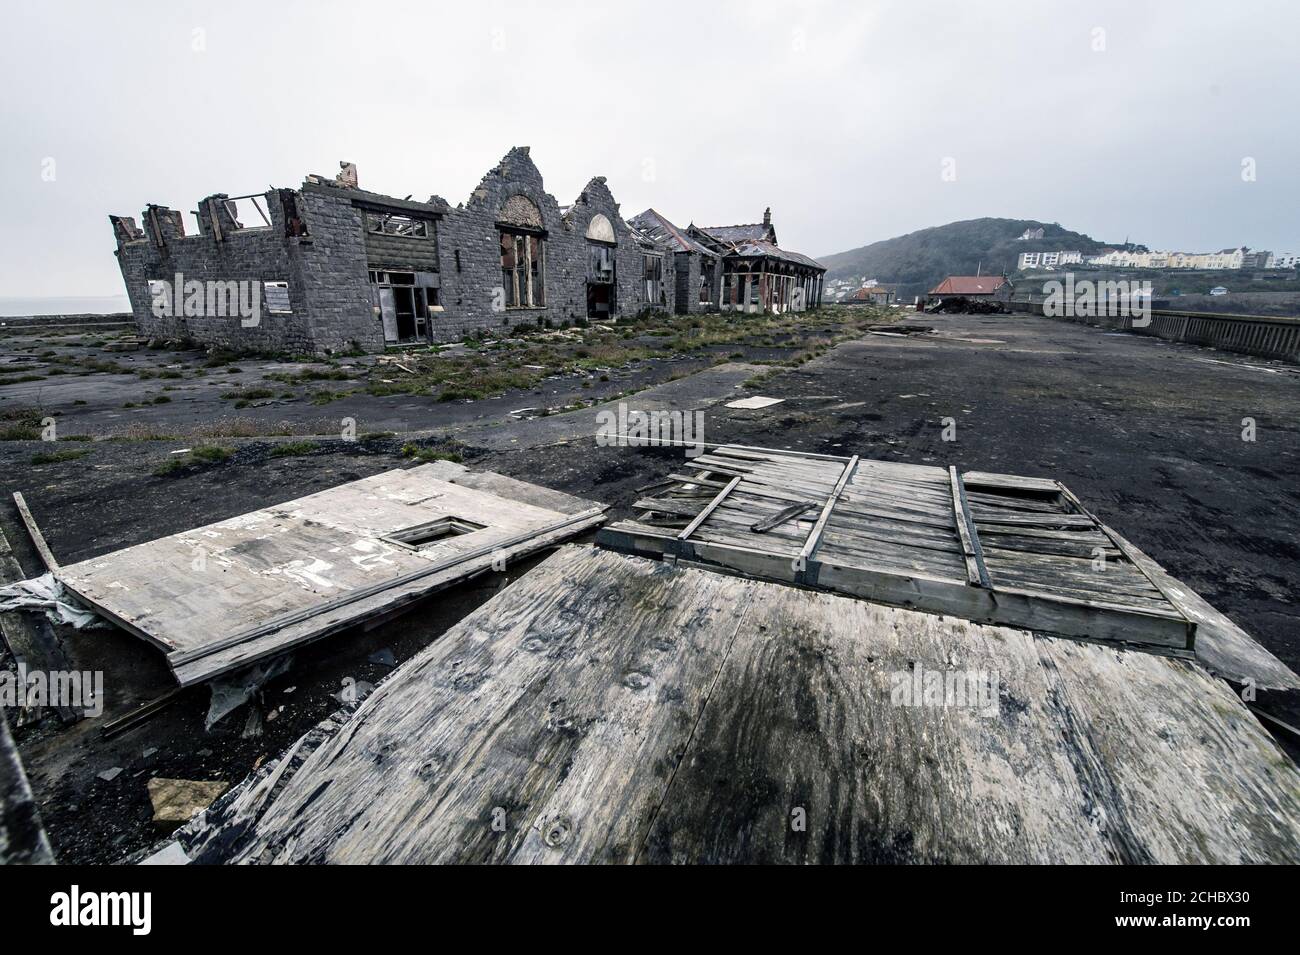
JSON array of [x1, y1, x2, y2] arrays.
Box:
[[12, 492, 58, 572]]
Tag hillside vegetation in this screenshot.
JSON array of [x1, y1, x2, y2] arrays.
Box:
[[819, 218, 1113, 301]]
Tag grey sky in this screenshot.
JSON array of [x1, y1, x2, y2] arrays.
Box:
[[2, 0, 1297, 299]]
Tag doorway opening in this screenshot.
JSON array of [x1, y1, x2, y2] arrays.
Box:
[[370, 269, 440, 343]]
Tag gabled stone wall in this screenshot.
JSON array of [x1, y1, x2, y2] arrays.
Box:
[[435, 147, 655, 339], [109, 146, 751, 356]]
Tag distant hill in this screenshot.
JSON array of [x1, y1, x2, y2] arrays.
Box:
[[819, 218, 1116, 302]]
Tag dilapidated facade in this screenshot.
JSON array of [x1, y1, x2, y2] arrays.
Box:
[[109, 148, 825, 355], [690, 210, 826, 314], [627, 209, 722, 315]]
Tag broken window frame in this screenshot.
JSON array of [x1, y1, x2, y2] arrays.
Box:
[[222, 194, 273, 231], [264, 281, 291, 315], [589, 243, 615, 285], [699, 261, 715, 305], [642, 253, 664, 305], [500, 229, 545, 308], [366, 212, 432, 239]]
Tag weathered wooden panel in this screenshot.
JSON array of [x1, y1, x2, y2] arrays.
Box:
[[644, 588, 1300, 863], [598, 445, 1300, 670], [0, 708, 54, 864], [56, 463, 605, 685], [175, 547, 1300, 864], [181, 545, 759, 863]]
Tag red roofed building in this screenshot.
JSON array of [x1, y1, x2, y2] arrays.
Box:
[[928, 275, 1008, 296]]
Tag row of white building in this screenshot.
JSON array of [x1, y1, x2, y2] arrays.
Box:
[[1019, 247, 1300, 272]]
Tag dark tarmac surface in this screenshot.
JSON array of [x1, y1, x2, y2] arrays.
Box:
[[3, 310, 1299, 862]]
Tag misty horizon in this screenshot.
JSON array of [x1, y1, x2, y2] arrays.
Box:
[[3, 0, 1298, 300]]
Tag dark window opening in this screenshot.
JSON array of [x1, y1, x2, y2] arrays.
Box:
[[642, 254, 664, 305], [589, 244, 615, 284], [501, 230, 545, 308], [370, 270, 441, 343]]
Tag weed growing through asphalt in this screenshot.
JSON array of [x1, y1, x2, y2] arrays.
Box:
[[153, 444, 234, 475]]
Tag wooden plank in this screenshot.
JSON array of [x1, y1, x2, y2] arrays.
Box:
[[799, 455, 859, 562], [962, 471, 1061, 494], [0, 707, 54, 864], [677, 476, 742, 542], [973, 511, 1097, 530], [949, 466, 989, 588], [11, 492, 57, 572]]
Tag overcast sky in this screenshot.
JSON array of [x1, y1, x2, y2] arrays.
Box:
[[2, 0, 1297, 299]]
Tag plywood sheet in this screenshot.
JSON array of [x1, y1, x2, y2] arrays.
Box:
[[57, 465, 605, 685], [174, 546, 1300, 864]]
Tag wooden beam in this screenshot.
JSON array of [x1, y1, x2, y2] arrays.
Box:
[[949, 466, 990, 588], [0, 707, 54, 864], [598, 521, 1195, 651], [751, 501, 817, 533], [678, 476, 741, 542], [12, 492, 57, 572], [1053, 481, 1195, 641], [799, 455, 859, 561]]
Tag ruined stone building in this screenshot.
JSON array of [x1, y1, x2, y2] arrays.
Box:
[[109, 147, 825, 355]]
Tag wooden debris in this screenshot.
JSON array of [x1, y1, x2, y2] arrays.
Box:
[[750, 501, 816, 533], [56, 463, 606, 686], [0, 526, 79, 725], [600, 445, 1197, 652], [600, 444, 1299, 691], [175, 546, 1300, 864], [100, 687, 187, 740], [0, 707, 54, 864], [12, 492, 58, 572]]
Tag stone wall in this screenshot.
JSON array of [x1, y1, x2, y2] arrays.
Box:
[[109, 146, 717, 355], [293, 187, 383, 354], [111, 189, 378, 356], [435, 147, 665, 339]]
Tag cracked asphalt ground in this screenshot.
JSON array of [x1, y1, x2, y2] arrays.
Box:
[[2, 310, 1298, 861]]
